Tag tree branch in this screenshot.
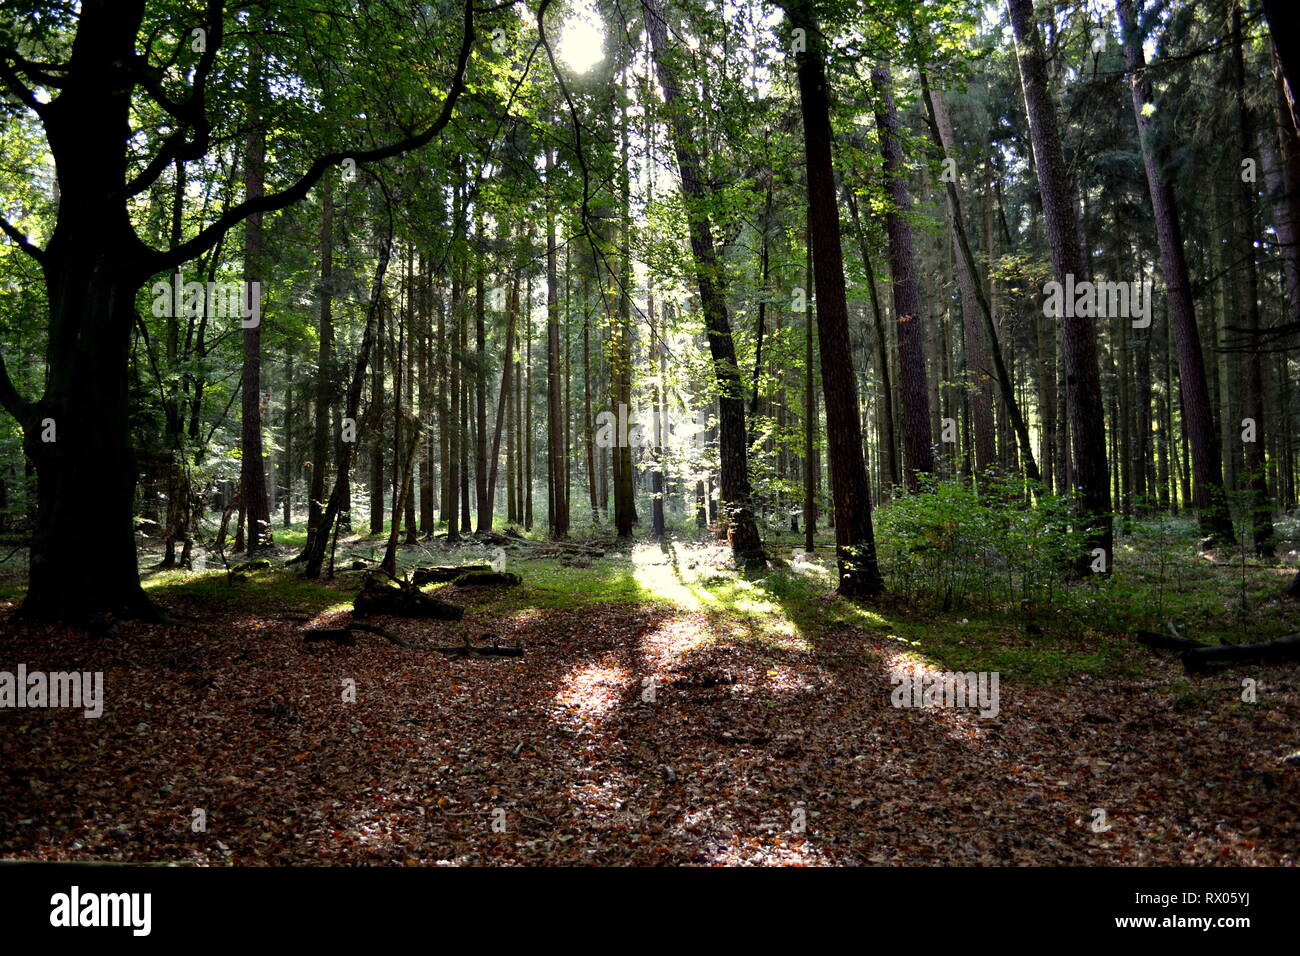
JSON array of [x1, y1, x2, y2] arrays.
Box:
[[0, 215, 45, 262], [0, 347, 36, 429], [149, 0, 475, 272]]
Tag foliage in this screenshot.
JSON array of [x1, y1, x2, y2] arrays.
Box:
[[874, 476, 1086, 616]]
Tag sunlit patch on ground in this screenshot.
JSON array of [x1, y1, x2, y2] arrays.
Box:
[[638, 616, 713, 670], [551, 655, 632, 726], [629, 541, 705, 610], [882, 648, 996, 742]]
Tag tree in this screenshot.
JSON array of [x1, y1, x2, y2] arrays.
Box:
[[644, 0, 765, 568], [1008, 0, 1113, 573], [790, 0, 884, 595], [1116, 0, 1234, 545], [0, 0, 475, 621], [871, 63, 935, 489]]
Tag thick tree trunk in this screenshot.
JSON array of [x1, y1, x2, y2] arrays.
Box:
[[22, 269, 154, 620], [872, 64, 934, 489]]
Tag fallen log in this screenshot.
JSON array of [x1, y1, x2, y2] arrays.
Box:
[[348, 620, 414, 648], [1182, 633, 1300, 675], [453, 570, 521, 587], [534, 543, 605, 558], [303, 624, 520, 657], [353, 578, 464, 620], [430, 635, 523, 657], [1136, 623, 1204, 653], [412, 564, 490, 585]]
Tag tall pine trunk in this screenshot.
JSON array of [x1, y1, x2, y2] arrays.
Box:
[[1009, 0, 1113, 572], [645, 0, 765, 567], [1118, 0, 1233, 543], [872, 64, 934, 488]]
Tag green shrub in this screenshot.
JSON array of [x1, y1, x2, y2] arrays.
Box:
[[874, 475, 1086, 615]]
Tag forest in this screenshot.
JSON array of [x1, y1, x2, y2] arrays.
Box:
[[0, 0, 1297, 874]]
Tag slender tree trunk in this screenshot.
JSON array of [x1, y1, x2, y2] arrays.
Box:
[[1232, 3, 1277, 557], [845, 188, 901, 490], [474, 218, 489, 531], [307, 182, 336, 550], [918, 72, 1040, 486], [793, 1, 884, 594], [304, 219, 393, 577], [646, 0, 765, 566], [545, 145, 569, 539], [1009, 0, 1113, 572], [804, 220, 816, 553], [240, 36, 272, 552], [928, 86, 997, 476], [486, 272, 517, 525], [1118, 0, 1233, 543]]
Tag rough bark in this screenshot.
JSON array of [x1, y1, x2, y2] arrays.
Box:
[[1009, 0, 1113, 572], [792, 1, 884, 595], [872, 63, 934, 488]]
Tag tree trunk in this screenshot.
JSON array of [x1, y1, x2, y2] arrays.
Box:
[[793, 1, 884, 595], [872, 64, 934, 489], [545, 145, 569, 539], [1232, 3, 1277, 558], [928, 86, 997, 476], [844, 188, 901, 490], [1009, 0, 1113, 572], [646, 0, 765, 567], [308, 180, 335, 550], [240, 36, 272, 552], [486, 272, 517, 524], [474, 219, 489, 531], [1117, 0, 1234, 543]]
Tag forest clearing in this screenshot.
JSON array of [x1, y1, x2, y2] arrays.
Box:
[[1, 520, 1297, 866]]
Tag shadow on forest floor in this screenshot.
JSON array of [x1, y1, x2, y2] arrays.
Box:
[[0, 532, 1296, 864]]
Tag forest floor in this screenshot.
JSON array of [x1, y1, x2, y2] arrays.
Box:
[[0, 523, 1297, 865]]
